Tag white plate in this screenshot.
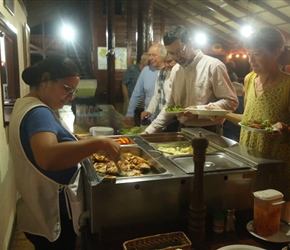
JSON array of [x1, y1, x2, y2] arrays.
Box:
[[238, 122, 277, 133], [217, 244, 265, 250], [247, 220, 290, 243], [165, 110, 184, 115], [185, 105, 229, 116]]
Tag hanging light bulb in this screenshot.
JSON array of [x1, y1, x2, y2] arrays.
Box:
[[60, 24, 75, 41], [195, 33, 207, 45], [241, 25, 253, 38]]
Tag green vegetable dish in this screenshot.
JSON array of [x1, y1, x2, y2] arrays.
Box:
[[166, 105, 184, 112], [120, 126, 146, 135], [240, 119, 274, 132]]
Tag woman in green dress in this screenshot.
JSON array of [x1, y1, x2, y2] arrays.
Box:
[[226, 26, 290, 199]]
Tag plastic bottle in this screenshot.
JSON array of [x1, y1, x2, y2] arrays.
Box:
[[225, 209, 236, 232], [213, 212, 225, 234]]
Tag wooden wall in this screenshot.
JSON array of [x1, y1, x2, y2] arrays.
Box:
[[90, 0, 182, 105]]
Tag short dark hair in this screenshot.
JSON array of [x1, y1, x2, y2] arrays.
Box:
[[244, 26, 285, 52], [163, 25, 189, 46], [22, 54, 80, 87]]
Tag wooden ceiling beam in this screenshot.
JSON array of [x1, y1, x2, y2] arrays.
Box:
[[223, 0, 290, 39], [251, 0, 290, 24], [181, 2, 237, 33], [153, 0, 236, 48]]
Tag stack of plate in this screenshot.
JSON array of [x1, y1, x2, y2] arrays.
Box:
[[89, 126, 114, 136]]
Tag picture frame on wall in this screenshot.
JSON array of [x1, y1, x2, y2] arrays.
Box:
[[4, 0, 15, 16]]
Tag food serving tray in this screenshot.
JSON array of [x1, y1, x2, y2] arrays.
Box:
[[168, 152, 251, 174], [140, 132, 191, 143], [149, 141, 218, 157], [91, 145, 172, 180], [107, 135, 136, 144]]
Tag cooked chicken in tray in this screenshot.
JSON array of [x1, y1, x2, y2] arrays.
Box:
[[90, 152, 151, 177]]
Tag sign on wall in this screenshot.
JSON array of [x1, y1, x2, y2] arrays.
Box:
[[98, 47, 127, 70]]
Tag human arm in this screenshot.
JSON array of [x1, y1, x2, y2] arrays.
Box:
[[31, 133, 120, 171], [142, 76, 160, 119], [141, 111, 151, 119], [208, 63, 239, 112], [224, 113, 243, 126], [125, 67, 147, 118], [23, 107, 120, 171], [122, 82, 129, 103], [145, 92, 176, 134]]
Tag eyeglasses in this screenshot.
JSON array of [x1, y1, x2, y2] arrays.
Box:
[[57, 79, 78, 95], [167, 44, 187, 57]]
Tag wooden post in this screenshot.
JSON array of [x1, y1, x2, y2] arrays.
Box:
[[106, 0, 116, 106], [187, 136, 208, 249]]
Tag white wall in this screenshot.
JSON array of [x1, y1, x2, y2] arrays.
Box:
[[0, 2, 28, 249]]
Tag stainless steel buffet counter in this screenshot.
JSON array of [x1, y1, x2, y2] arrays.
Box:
[[58, 106, 286, 237], [82, 128, 286, 234]]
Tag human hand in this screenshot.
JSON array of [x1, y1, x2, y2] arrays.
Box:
[[75, 134, 84, 140], [273, 122, 290, 134], [141, 111, 151, 120], [124, 116, 134, 127], [100, 137, 121, 162], [182, 110, 198, 119]]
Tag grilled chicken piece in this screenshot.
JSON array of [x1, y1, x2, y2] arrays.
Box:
[[125, 169, 143, 176], [91, 153, 110, 162], [93, 162, 119, 175], [135, 162, 151, 173], [91, 152, 151, 176], [131, 156, 147, 164]]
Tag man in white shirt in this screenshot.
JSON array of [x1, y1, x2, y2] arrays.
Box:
[[141, 55, 179, 131], [145, 25, 238, 135], [124, 43, 166, 127]]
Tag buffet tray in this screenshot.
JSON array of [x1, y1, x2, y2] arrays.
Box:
[[149, 141, 218, 157], [168, 152, 251, 174], [107, 135, 136, 145], [91, 145, 172, 181], [140, 132, 191, 143]]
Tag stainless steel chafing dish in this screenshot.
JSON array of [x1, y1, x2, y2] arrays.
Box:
[[140, 132, 191, 143], [168, 152, 252, 174], [82, 128, 286, 234]]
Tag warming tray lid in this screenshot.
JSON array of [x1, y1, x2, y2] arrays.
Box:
[[140, 132, 192, 143], [168, 152, 251, 174]]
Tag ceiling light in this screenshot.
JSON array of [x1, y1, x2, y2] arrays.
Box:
[[241, 25, 253, 38], [195, 33, 207, 45], [61, 25, 75, 41]]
